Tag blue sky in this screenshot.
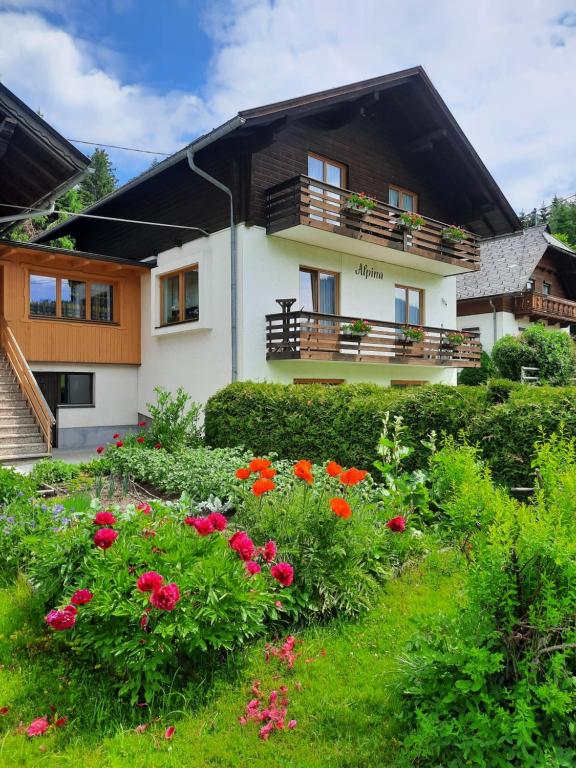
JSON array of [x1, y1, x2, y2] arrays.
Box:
[[0, 0, 575, 210]]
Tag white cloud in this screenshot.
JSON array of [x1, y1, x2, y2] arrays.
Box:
[[0, 1, 575, 210]]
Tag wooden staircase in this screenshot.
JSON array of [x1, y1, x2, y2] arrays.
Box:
[[0, 320, 54, 463]]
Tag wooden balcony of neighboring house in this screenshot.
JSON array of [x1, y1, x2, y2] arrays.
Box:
[[266, 176, 480, 276], [514, 291, 576, 323], [266, 310, 482, 368]]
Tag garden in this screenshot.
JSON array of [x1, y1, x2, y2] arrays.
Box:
[[2, 369, 576, 766]]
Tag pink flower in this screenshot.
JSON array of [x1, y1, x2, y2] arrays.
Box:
[[149, 583, 180, 611], [137, 571, 164, 593], [208, 512, 228, 531], [70, 589, 93, 606], [386, 516, 406, 533], [45, 605, 77, 631], [164, 726, 175, 740], [93, 511, 116, 526], [270, 562, 294, 587], [262, 540, 277, 563], [184, 516, 215, 535], [245, 560, 261, 575], [134, 724, 148, 734], [93, 528, 118, 549], [229, 531, 255, 561], [96, 445, 104, 454], [275, 600, 283, 609], [26, 717, 49, 737], [287, 719, 297, 730], [259, 721, 275, 740], [137, 502, 152, 515]]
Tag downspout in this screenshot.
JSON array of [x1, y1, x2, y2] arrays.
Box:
[[186, 116, 245, 383], [489, 298, 497, 349], [0, 200, 55, 224]]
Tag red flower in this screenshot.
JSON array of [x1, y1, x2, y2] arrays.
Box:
[[93, 528, 118, 549], [0, 707, 9, 715], [96, 445, 105, 455], [208, 512, 228, 531], [262, 540, 277, 563], [26, 717, 49, 737], [246, 560, 261, 575], [137, 571, 164, 593], [271, 562, 294, 587], [164, 726, 175, 740], [93, 511, 116, 526], [260, 467, 277, 479], [229, 531, 255, 561], [116, 441, 124, 448], [138, 421, 147, 427], [185, 516, 215, 536], [55, 717, 67, 728], [113, 433, 120, 439], [326, 461, 343, 478], [330, 497, 352, 520], [45, 606, 77, 631], [136, 436, 145, 444], [150, 583, 180, 611], [70, 589, 93, 606], [249, 458, 271, 473], [294, 459, 314, 484], [339, 467, 367, 486], [140, 613, 149, 630], [235, 467, 251, 480], [386, 516, 406, 533], [154, 442, 162, 449], [252, 477, 276, 497], [137, 502, 152, 515]]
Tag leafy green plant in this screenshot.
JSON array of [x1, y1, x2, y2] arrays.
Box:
[[0, 466, 33, 505], [398, 211, 425, 230], [445, 331, 465, 346], [145, 386, 203, 451], [30, 459, 81, 487], [346, 192, 376, 211], [341, 319, 372, 336], [458, 350, 495, 386], [402, 326, 425, 342], [441, 224, 468, 242]]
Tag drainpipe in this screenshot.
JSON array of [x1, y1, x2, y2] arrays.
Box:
[[489, 298, 497, 349], [0, 199, 56, 224], [186, 116, 245, 383]]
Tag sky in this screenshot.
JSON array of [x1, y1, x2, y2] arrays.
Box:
[[0, 0, 575, 212]]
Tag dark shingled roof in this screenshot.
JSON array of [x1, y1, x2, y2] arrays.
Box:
[[457, 225, 576, 300]]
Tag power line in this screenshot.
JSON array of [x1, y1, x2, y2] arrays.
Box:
[[66, 138, 172, 156]]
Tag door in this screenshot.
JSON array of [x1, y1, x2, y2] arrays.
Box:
[[33, 372, 59, 448], [307, 153, 347, 225]]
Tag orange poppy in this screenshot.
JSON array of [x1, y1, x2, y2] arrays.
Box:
[[339, 467, 367, 486], [236, 468, 251, 480], [260, 467, 277, 479], [252, 477, 276, 497], [294, 459, 314, 484], [326, 461, 343, 478], [249, 458, 272, 473], [330, 497, 352, 519]]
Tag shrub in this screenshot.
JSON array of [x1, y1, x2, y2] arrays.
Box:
[[0, 466, 33, 505], [30, 458, 81, 487], [458, 350, 495, 385], [493, 324, 576, 385], [144, 386, 203, 451], [492, 333, 535, 380], [486, 378, 521, 404]]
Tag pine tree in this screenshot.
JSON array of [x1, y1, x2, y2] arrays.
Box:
[[78, 149, 117, 208], [548, 196, 576, 248]]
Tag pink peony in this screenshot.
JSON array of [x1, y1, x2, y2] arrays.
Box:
[[229, 531, 255, 561], [208, 512, 228, 531], [137, 502, 152, 515], [149, 583, 180, 611], [164, 725, 175, 740], [93, 511, 116, 526], [262, 540, 277, 563], [93, 528, 118, 549], [245, 560, 261, 575], [270, 562, 294, 587], [187, 516, 215, 536], [385, 516, 406, 533], [26, 717, 49, 737], [137, 571, 164, 593], [70, 589, 93, 606], [287, 719, 297, 730], [45, 606, 77, 631]]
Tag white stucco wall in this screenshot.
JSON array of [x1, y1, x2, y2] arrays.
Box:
[[457, 311, 569, 353]]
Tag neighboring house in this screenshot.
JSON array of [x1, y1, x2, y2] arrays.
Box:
[[457, 225, 576, 352], [0, 83, 147, 459], [18, 66, 517, 450]]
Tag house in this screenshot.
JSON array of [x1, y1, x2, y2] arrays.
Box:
[[457, 225, 576, 352], [0, 83, 148, 459], [5, 66, 518, 454]]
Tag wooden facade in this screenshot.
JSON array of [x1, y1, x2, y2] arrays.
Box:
[[0, 243, 146, 364]]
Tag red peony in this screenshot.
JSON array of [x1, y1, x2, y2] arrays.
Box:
[[252, 477, 276, 497], [188, 516, 215, 536], [113, 433, 120, 439], [149, 583, 180, 611], [96, 445, 105, 455], [26, 717, 49, 737], [245, 560, 261, 575], [262, 540, 277, 563], [71, 589, 93, 606], [339, 467, 367, 486], [294, 459, 314, 484], [386, 515, 406, 533], [137, 502, 152, 514], [136, 436, 145, 444], [208, 512, 228, 531], [249, 458, 272, 473], [137, 571, 164, 593], [330, 497, 352, 520], [326, 461, 343, 477], [154, 442, 162, 449], [93, 511, 116, 526], [271, 562, 294, 587], [138, 421, 147, 427], [116, 441, 124, 448], [235, 467, 251, 480], [45, 605, 77, 631], [93, 528, 118, 549], [229, 531, 256, 561]]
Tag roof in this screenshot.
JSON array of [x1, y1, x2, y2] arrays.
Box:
[[0, 238, 152, 269], [457, 225, 576, 300], [36, 66, 521, 257], [0, 83, 89, 234]]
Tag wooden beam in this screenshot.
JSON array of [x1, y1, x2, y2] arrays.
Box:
[[0, 117, 17, 161]]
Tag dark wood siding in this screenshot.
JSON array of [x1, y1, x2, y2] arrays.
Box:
[[530, 251, 569, 299]]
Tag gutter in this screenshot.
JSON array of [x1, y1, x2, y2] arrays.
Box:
[[186, 116, 246, 383], [489, 298, 497, 348]]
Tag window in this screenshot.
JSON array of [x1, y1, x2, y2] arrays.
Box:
[[395, 285, 423, 325], [307, 153, 347, 225], [526, 279, 535, 291], [59, 373, 93, 406], [543, 282, 552, 296], [299, 267, 339, 314], [160, 266, 199, 326], [388, 185, 418, 212], [29, 274, 114, 322]]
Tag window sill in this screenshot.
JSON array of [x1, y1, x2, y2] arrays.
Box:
[[29, 315, 119, 327], [152, 319, 211, 337]]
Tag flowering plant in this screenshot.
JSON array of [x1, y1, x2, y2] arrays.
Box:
[[345, 192, 376, 212], [442, 224, 468, 243], [445, 332, 465, 346], [341, 319, 372, 336], [402, 326, 425, 343], [399, 211, 425, 230]]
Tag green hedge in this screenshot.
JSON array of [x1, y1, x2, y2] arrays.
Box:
[[205, 381, 576, 487]]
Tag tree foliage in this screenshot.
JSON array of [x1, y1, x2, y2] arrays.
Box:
[[492, 324, 576, 385]]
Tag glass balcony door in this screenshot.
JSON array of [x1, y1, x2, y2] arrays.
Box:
[[307, 154, 346, 225]]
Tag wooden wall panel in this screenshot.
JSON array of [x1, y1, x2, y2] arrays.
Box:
[[0, 246, 144, 365]]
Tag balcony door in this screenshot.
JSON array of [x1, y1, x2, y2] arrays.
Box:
[[307, 153, 347, 225], [300, 267, 339, 342]]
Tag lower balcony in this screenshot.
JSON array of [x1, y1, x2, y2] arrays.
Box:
[[266, 311, 481, 368], [514, 292, 576, 323]]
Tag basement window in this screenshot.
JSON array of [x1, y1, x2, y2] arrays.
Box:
[[59, 373, 94, 406]]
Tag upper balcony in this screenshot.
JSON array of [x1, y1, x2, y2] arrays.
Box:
[[514, 291, 576, 323], [266, 176, 480, 276]]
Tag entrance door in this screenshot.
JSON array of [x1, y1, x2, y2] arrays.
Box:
[[33, 372, 59, 448]]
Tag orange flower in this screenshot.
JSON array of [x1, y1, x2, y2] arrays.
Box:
[[260, 467, 277, 479], [326, 461, 343, 478], [339, 467, 367, 486], [236, 467, 251, 480], [330, 497, 352, 519], [294, 459, 314, 484], [252, 477, 276, 497], [249, 458, 272, 473]]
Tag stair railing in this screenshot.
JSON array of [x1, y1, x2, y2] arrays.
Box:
[[0, 317, 55, 453]]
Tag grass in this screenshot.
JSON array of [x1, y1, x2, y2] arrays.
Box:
[[0, 549, 464, 768]]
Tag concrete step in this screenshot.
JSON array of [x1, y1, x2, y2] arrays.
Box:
[[0, 451, 50, 464], [0, 415, 37, 427], [0, 423, 41, 436], [0, 432, 43, 444], [0, 443, 48, 458], [0, 386, 23, 397], [0, 392, 25, 402], [0, 401, 30, 411]]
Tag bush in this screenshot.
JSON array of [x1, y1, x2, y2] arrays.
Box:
[[486, 378, 521, 404], [144, 386, 203, 451], [458, 350, 495, 385], [398, 436, 576, 766], [492, 333, 536, 380], [0, 466, 33, 505], [29, 458, 81, 487], [493, 324, 576, 384]]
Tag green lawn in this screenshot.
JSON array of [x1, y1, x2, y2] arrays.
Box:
[[0, 554, 463, 768]]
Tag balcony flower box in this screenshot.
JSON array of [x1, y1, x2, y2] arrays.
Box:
[[343, 192, 376, 214], [441, 225, 468, 244], [341, 319, 372, 345], [397, 212, 425, 232]]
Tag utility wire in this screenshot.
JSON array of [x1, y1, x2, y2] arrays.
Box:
[[66, 138, 172, 156]]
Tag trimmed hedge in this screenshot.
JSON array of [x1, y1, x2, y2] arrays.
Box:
[[205, 381, 576, 487]]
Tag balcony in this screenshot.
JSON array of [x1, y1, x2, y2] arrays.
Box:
[[266, 311, 481, 368], [266, 176, 480, 276], [514, 292, 576, 323]]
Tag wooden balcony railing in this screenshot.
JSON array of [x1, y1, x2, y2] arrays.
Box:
[[514, 291, 576, 322], [0, 317, 55, 452], [267, 176, 480, 271], [266, 311, 481, 368]]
